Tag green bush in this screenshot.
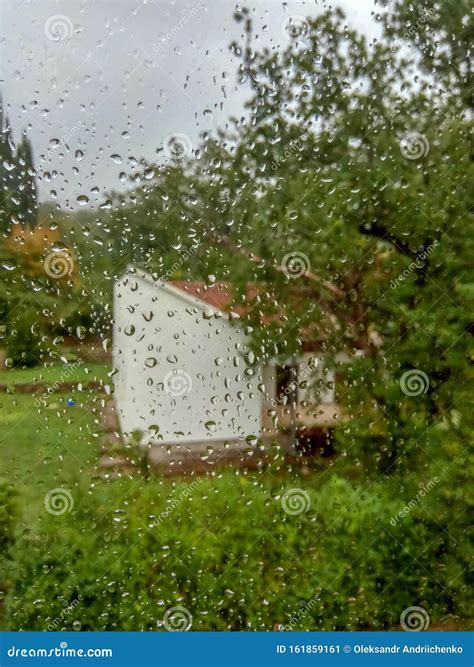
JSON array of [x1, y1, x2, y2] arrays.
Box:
[[3, 305, 46, 367], [4, 467, 472, 631], [0, 479, 16, 553], [0, 480, 17, 625]]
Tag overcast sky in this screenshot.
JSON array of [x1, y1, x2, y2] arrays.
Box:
[[2, 0, 380, 211]]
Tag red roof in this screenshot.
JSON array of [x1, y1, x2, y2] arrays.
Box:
[[169, 280, 324, 349], [170, 281, 234, 311], [170, 281, 263, 318]]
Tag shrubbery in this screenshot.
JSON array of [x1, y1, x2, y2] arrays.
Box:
[[4, 464, 472, 631], [0, 480, 17, 624], [0, 479, 16, 553]]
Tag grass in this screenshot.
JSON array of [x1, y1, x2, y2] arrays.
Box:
[[0, 389, 101, 528], [0, 361, 111, 386], [0, 363, 112, 527]]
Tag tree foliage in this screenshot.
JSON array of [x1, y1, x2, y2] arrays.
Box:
[[93, 2, 473, 475]]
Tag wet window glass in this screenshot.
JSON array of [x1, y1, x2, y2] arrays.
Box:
[[0, 0, 471, 636]]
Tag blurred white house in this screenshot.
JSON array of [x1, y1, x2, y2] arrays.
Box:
[[113, 267, 338, 451]]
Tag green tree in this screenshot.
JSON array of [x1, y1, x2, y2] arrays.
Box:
[[0, 95, 17, 234], [90, 3, 472, 476], [13, 133, 38, 227], [218, 4, 473, 474], [116, 3, 472, 475]]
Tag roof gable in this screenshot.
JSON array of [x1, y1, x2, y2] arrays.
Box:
[[120, 266, 234, 318]]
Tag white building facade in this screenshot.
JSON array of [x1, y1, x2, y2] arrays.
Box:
[[113, 269, 262, 446], [113, 268, 337, 448]]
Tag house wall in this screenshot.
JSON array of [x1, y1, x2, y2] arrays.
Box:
[[261, 364, 277, 432], [113, 272, 262, 445]]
